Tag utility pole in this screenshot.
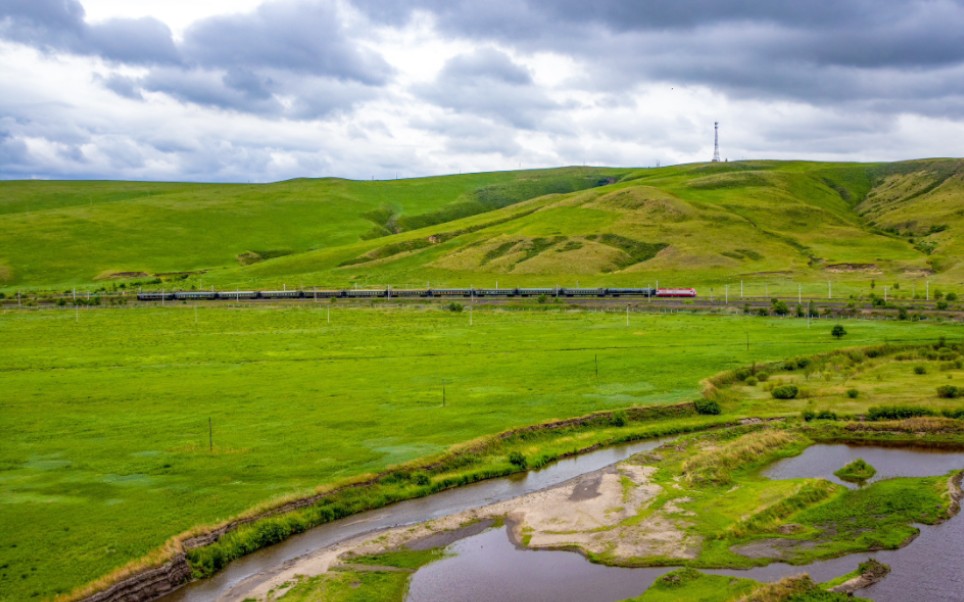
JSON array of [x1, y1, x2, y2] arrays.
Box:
[[626, 305, 630, 327]]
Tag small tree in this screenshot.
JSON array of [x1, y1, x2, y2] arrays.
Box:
[[831, 324, 847, 339]]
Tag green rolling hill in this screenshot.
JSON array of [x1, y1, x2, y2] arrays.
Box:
[[1, 159, 961, 294]]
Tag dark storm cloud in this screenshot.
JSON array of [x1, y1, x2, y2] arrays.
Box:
[[0, 0, 178, 64], [416, 48, 557, 128], [352, 0, 964, 110]]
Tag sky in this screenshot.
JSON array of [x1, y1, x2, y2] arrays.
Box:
[[1, 0, 963, 182]]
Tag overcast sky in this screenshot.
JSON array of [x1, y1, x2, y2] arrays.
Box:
[[2, 0, 963, 182]]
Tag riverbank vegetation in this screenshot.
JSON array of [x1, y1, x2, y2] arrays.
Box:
[[834, 458, 877, 483]]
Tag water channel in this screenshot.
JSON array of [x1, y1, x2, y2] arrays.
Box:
[[162, 441, 964, 601], [407, 444, 964, 602], [161, 438, 670, 601]]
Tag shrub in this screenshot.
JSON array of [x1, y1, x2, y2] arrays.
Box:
[[610, 411, 628, 427], [846, 388, 859, 399], [694, 399, 721, 415], [508, 451, 528, 470], [898, 307, 908, 320], [802, 410, 816, 422], [756, 371, 769, 382], [816, 410, 838, 420], [745, 376, 758, 386], [914, 365, 927, 375], [946, 292, 958, 302], [867, 405, 936, 420], [796, 357, 812, 368], [942, 408, 964, 419], [771, 384, 799, 399], [734, 367, 752, 381], [446, 302, 464, 313], [937, 300, 949, 310], [831, 324, 847, 339], [936, 385, 960, 399]]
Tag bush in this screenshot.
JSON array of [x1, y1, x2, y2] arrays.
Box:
[[745, 376, 758, 386], [802, 410, 816, 422], [796, 357, 812, 369], [694, 399, 721, 415], [946, 292, 958, 302], [867, 405, 936, 420], [831, 324, 847, 339], [508, 451, 528, 470], [846, 388, 859, 399], [771, 384, 799, 399], [610, 411, 628, 427], [446, 302, 464, 313], [914, 365, 927, 375], [936, 385, 960, 399], [816, 410, 838, 420], [756, 371, 769, 382], [937, 300, 949, 310]]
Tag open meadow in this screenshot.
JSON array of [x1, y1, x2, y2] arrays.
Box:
[[0, 302, 960, 599]]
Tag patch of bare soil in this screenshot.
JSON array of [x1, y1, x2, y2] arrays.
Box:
[[234, 459, 699, 601], [824, 263, 881, 274], [730, 538, 817, 560]]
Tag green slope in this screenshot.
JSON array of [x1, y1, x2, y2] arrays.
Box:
[[215, 160, 962, 292], [0, 168, 626, 289], [1, 160, 961, 293]]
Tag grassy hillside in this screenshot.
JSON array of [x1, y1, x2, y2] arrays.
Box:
[[0, 168, 625, 289], [1, 160, 962, 293]]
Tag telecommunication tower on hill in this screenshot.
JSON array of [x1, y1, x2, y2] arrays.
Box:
[[712, 121, 721, 163]]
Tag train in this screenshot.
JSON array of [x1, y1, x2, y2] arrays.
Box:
[[136, 287, 697, 301]]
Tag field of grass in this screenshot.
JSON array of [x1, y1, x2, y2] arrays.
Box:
[[0, 304, 959, 600], [272, 548, 444, 601], [1, 160, 961, 296], [718, 341, 964, 419]]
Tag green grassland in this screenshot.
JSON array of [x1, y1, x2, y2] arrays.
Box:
[[1, 159, 962, 295], [0, 305, 958, 600], [0, 168, 626, 290], [717, 341, 964, 419]]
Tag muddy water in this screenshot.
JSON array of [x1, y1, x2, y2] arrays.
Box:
[[160, 438, 668, 601], [406, 445, 964, 602]]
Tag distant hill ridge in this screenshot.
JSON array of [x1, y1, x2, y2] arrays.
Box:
[[0, 159, 961, 291]]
